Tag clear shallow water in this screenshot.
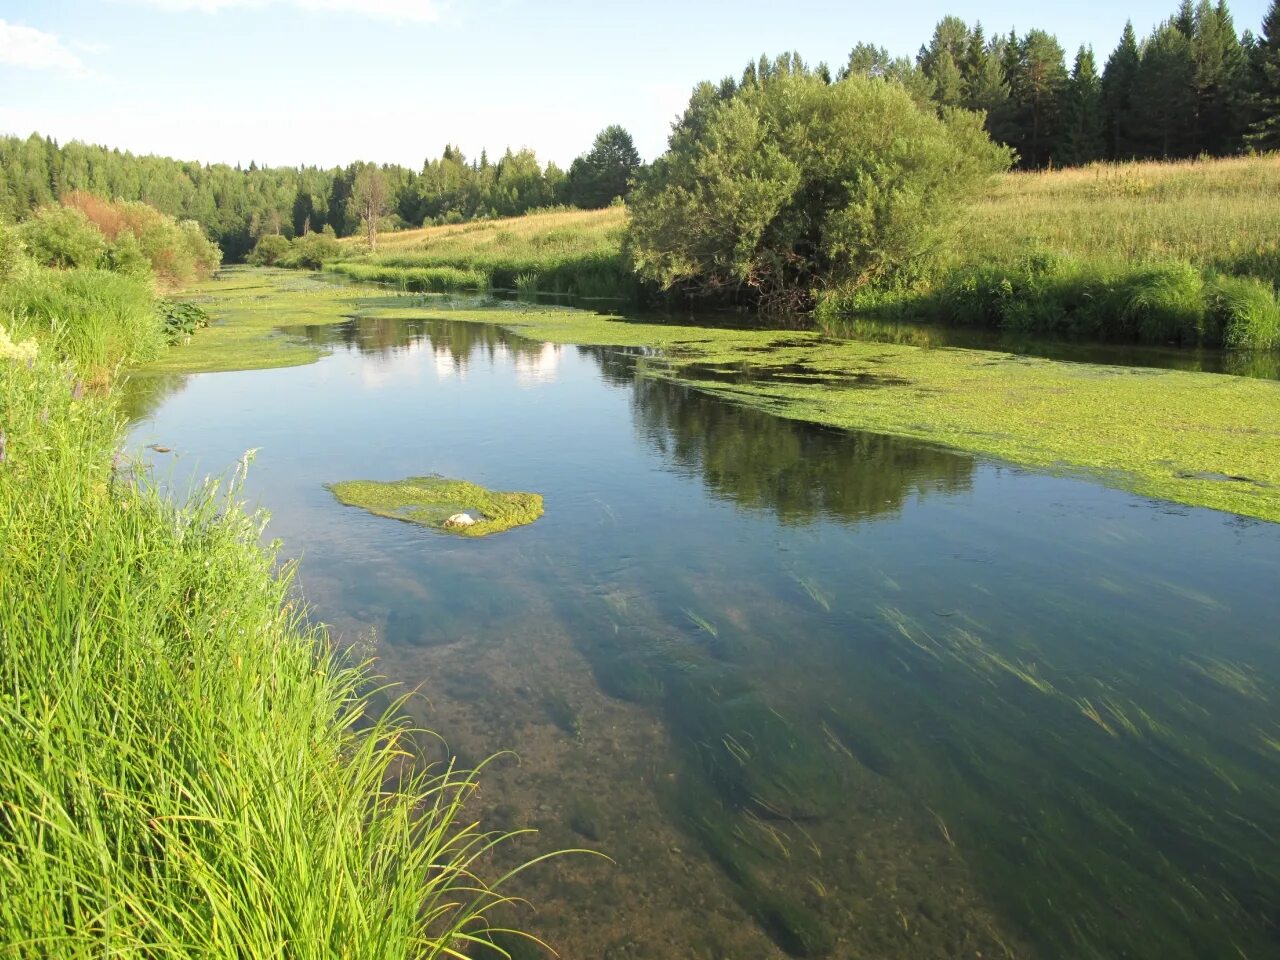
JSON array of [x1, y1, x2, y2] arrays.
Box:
[[125, 315, 1280, 960]]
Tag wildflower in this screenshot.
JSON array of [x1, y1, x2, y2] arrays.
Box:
[[71, 380, 84, 401], [0, 430, 6, 464]]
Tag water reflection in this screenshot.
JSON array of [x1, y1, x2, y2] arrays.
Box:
[[627, 371, 973, 524]]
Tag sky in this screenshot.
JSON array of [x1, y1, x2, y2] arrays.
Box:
[[1, 0, 1271, 170]]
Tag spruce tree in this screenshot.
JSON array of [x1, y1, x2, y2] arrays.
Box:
[[930, 49, 967, 111], [1246, 0, 1280, 148], [1133, 22, 1198, 157], [1103, 22, 1142, 158], [1191, 0, 1247, 152], [1060, 47, 1106, 164]]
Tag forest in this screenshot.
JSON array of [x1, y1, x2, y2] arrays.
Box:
[[1, 0, 1277, 262]]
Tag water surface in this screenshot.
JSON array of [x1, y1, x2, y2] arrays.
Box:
[[126, 313, 1280, 960]]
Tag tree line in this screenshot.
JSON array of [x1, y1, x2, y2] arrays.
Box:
[[846, 0, 1280, 167], [0, 126, 642, 261]]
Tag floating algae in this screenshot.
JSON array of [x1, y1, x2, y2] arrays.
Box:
[[326, 475, 543, 537]]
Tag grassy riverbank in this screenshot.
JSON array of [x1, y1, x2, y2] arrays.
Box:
[[152, 269, 1280, 524], [827, 154, 1280, 347], [1, 265, 529, 955]]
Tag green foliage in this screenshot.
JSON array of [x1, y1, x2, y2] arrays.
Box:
[[330, 207, 634, 299], [628, 68, 1011, 309], [565, 125, 643, 208], [247, 232, 291, 265], [155, 298, 211, 343], [19, 204, 106, 269], [0, 220, 34, 281], [281, 226, 340, 269], [853, 252, 1280, 348], [0, 268, 161, 378], [327, 261, 489, 291], [327, 475, 544, 537], [1207, 274, 1280, 347]]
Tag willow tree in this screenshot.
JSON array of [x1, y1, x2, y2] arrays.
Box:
[[627, 69, 1010, 312]]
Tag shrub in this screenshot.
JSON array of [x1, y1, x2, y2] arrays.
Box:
[[628, 66, 1011, 310], [1208, 275, 1280, 350], [0, 220, 34, 281], [248, 233, 291, 265], [284, 227, 340, 269], [19, 205, 105, 269]]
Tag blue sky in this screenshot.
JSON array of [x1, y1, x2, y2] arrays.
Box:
[[1, 0, 1270, 169]]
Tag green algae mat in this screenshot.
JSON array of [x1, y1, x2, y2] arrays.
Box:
[[327, 476, 543, 537], [146, 268, 1280, 525]]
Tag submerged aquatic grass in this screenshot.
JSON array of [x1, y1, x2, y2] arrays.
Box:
[[328, 475, 544, 537]]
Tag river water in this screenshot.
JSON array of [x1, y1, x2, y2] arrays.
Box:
[[125, 310, 1280, 960]]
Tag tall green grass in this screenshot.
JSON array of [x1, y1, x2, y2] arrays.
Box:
[[0, 268, 162, 380], [832, 255, 1280, 349], [0, 268, 545, 956]]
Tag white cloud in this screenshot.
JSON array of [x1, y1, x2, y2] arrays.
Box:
[[125, 0, 444, 22], [0, 20, 86, 73]]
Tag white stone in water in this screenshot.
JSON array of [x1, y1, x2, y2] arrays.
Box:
[[444, 512, 477, 528]]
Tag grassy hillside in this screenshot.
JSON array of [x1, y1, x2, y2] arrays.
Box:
[[330, 206, 630, 297], [949, 155, 1279, 276]]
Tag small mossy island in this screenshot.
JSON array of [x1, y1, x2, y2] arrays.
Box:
[[327, 475, 544, 536]]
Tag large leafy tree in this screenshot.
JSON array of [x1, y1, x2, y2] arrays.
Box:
[[566, 125, 643, 209], [627, 69, 1011, 311]]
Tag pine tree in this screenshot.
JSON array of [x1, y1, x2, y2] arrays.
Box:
[[1008, 30, 1070, 167], [1247, 0, 1280, 148], [1103, 22, 1143, 158], [1060, 47, 1106, 164]]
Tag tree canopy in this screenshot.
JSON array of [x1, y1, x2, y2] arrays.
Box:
[[627, 64, 1011, 310]]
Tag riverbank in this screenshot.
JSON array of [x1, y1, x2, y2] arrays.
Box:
[[146, 268, 1280, 525], [0, 264, 524, 955]]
